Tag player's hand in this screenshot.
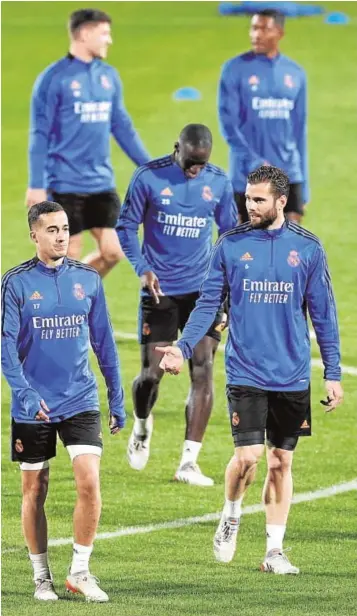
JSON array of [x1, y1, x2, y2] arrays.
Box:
[[321, 381, 344, 412], [35, 400, 50, 422], [141, 271, 164, 305], [156, 346, 184, 375], [109, 413, 122, 435], [25, 188, 47, 209]]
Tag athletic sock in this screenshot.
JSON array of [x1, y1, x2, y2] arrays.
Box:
[[29, 552, 51, 581], [180, 440, 202, 466], [223, 496, 243, 520], [70, 543, 93, 575], [266, 524, 286, 553]]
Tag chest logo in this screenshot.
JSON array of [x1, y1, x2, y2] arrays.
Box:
[[240, 252, 254, 261], [202, 186, 213, 202], [160, 187, 173, 196], [249, 75, 260, 91], [101, 75, 112, 89], [30, 291, 43, 300], [73, 283, 86, 300], [284, 74, 294, 89], [287, 250, 300, 267]]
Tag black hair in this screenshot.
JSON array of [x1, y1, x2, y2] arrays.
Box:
[[255, 9, 285, 28], [179, 124, 212, 149], [247, 166, 290, 199], [28, 201, 65, 230], [69, 8, 111, 35]]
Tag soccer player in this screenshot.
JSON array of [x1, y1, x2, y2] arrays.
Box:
[[26, 8, 151, 277], [1, 201, 126, 602], [157, 166, 343, 573], [218, 9, 308, 224], [116, 124, 237, 486]]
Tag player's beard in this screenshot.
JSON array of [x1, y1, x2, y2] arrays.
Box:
[[249, 201, 278, 229]]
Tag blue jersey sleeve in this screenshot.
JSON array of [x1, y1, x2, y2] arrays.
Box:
[[177, 240, 228, 359], [292, 73, 309, 204], [89, 276, 126, 426], [28, 69, 59, 189], [306, 244, 341, 381], [218, 60, 265, 173], [116, 170, 152, 276], [111, 71, 151, 167], [214, 177, 238, 235], [1, 277, 43, 418]]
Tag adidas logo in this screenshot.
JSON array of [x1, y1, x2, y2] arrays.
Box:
[[30, 291, 43, 300], [160, 187, 173, 196], [300, 420, 310, 429], [240, 252, 253, 261]]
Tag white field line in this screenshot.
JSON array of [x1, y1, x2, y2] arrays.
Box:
[[113, 330, 357, 377], [3, 480, 356, 554]]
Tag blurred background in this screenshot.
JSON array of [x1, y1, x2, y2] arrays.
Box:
[[2, 2, 357, 615]]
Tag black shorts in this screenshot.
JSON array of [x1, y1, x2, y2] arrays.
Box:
[[139, 293, 224, 344], [234, 183, 304, 222], [226, 385, 311, 451], [51, 190, 121, 236], [11, 411, 103, 464]]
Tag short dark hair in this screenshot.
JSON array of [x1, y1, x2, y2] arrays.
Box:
[[69, 8, 111, 35], [255, 9, 285, 28], [247, 166, 290, 199], [179, 124, 212, 149], [28, 201, 65, 229]]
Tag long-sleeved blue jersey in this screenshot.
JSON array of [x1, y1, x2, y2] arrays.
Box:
[[116, 156, 238, 295], [29, 54, 150, 193], [218, 52, 309, 203], [1, 257, 125, 425], [177, 222, 340, 391]]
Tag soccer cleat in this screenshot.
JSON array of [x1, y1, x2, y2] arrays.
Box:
[[127, 413, 153, 471], [260, 549, 300, 575], [174, 462, 214, 487], [213, 515, 240, 563], [34, 579, 59, 601], [65, 572, 109, 602]]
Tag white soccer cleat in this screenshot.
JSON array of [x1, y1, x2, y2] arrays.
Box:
[[260, 549, 300, 575], [213, 515, 240, 563], [65, 572, 109, 602], [127, 413, 153, 471], [174, 462, 214, 487], [34, 579, 59, 601]]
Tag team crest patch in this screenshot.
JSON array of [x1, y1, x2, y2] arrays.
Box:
[[287, 250, 300, 267], [284, 74, 294, 88], [142, 322, 151, 336], [202, 186, 213, 201], [231, 412, 240, 427], [70, 80, 81, 90], [101, 75, 112, 89], [73, 283, 86, 300], [248, 75, 259, 91], [15, 439, 24, 454]]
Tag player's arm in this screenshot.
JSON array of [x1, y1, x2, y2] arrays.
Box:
[[27, 70, 59, 206], [214, 177, 238, 235], [218, 60, 265, 173], [306, 243, 343, 410], [1, 277, 49, 420], [111, 70, 151, 166], [293, 71, 309, 204], [88, 276, 126, 433]]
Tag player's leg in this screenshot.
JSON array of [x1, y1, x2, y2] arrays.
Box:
[[12, 421, 58, 600], [260, 388, 311, 574], [234, 192, 249, 224], [127, 296, 177, 471], [51, 192, 85, 259], [59, 411, 108, 602], [83, 191, 124, 277], [284, 183, 305, 224], [213, 385, 267, 563], [67, 233, 83, 259], [175, 335, 219, 486]]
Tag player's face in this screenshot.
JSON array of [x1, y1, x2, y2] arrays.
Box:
[[83, 22, 112, 59], [175, 142, 211, 179], [31, 211, 70, 261], [250, 16, 282, 55], [245, 182, 286, 228]]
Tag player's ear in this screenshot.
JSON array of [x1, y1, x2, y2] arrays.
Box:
[[30, 230, 38, 244], [174, 141, 179, 153], [279, 195, 287, 211]]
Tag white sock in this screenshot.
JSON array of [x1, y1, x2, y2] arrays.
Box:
[[266, 524, 286, 553], [29, 552, 51, 581], [70, 543, 93, 575], [180, 440, 202, 466], [223, 496, 243, 520], [134, 416, 149, 437]]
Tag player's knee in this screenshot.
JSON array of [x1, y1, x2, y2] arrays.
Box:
[[191, 359, 213, 390], [141, 370, 161, 390], [101, 245, 124, 267], [22, 472, 49, 504], [235, 447, 263, 474], [267, 450, 293, 474], [77, 473, 101, 502]]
